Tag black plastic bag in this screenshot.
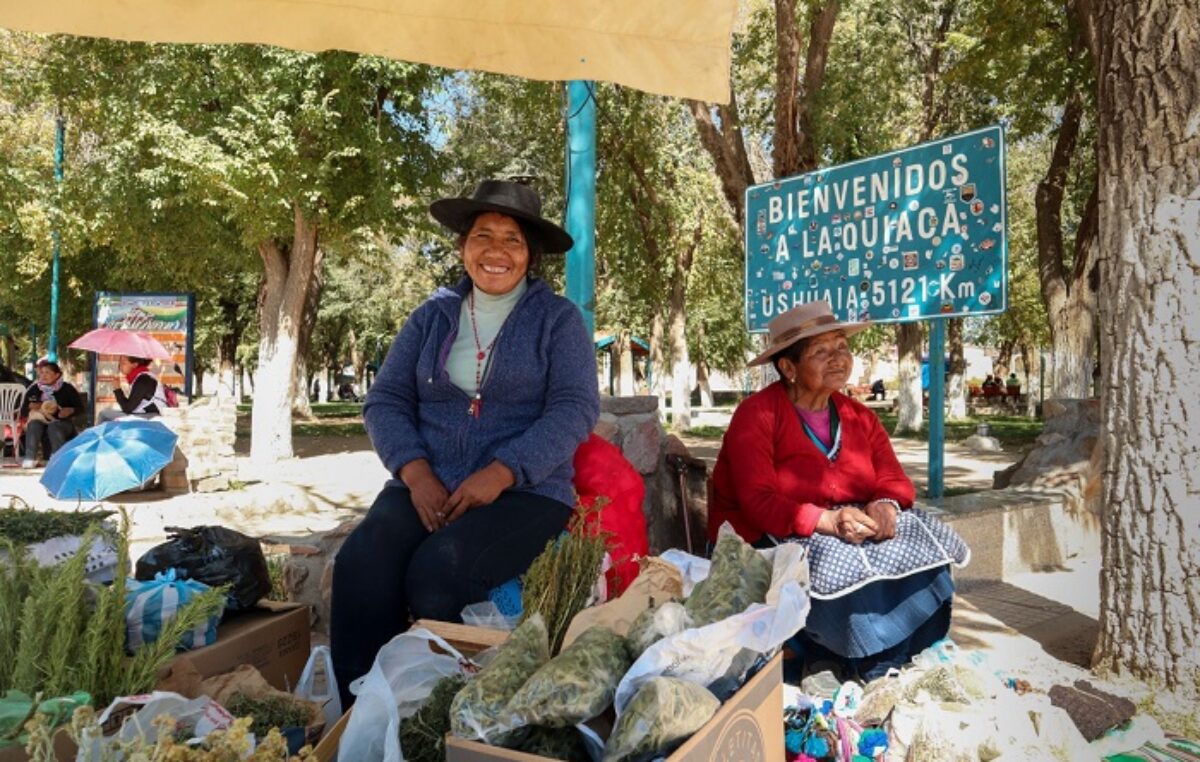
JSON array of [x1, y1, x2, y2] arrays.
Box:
[[135, 525, 271, 611]]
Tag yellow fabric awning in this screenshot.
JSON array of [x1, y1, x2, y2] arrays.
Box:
[[0, 0, 737, 102]]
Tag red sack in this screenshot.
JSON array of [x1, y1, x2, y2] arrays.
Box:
[[572, 434, 648, 596]]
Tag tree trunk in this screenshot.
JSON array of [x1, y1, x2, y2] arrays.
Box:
[[250, 205, 322, 463], [290, 258, 324, 419], [649, 312, 666, 402], [946, 318, 967, 419], [894, 323, 924, 433], [1092, 0, 1200, 703], [1037, 89, 1101, 399], [667, 227, 701, 433], [192, 366, 204, 398], [696, 356, 714, 408]]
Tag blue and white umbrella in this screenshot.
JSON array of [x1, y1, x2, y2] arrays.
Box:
[[41, 420, 178, 501]]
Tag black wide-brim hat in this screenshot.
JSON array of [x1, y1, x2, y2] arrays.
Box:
[[430, 179, 575, 254]]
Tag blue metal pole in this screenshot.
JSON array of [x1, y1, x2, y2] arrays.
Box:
[[48, 112, 65, 362], [927, 318, 946, 498], [564, 81, 596, 336]]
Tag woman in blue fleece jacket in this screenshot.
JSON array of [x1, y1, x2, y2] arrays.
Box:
[[331, 180, 600, 706]]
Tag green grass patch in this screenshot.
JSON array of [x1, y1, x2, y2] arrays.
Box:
[[294, 420, 365, 437], [686, 425, 727, 440], [311, 402, 364, 418], [873, 412, 1043, 448]]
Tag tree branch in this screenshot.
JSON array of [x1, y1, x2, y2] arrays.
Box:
[[794, 0, 840, 171], [687, 90, 753, 225], [1035, 92, 1084, 296]]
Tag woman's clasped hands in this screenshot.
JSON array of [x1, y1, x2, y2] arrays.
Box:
[[817, 500, 899, 544], [400, 458, 515, 532]]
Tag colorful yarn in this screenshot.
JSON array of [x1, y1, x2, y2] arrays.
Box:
[[786, 728, 804, 754], [803, 735, 830, 758], [858, 727, 889, 757]]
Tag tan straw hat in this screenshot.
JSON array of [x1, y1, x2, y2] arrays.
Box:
[[748, 301, 869, 366]]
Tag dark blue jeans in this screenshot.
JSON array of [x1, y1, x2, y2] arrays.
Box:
[[329, 485, 572, 708]]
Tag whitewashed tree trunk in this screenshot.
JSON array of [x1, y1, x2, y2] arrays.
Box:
[[668, 280, 692, 433], [696, 357, 715, 408], [250, 205, 321, 463], [290, 260, 324, 418], [894, 323, 924, 433], [1047, 285, 1098, 398], [946, 318, 968, 419], [1092, 0, 1200, 704]]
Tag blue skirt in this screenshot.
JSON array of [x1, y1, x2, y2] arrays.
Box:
[[803, 564, 955, 658]]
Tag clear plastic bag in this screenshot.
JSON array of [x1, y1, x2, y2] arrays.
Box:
[[461, 601, 520, 632], [339, 628, 475, 762], [295, 645, 342, 730]]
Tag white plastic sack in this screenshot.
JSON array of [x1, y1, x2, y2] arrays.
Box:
[[613, 535, 810, 715], [27, 533, 119, 583], [296, 645, 342, 730], [79, 691, 235, 754], [339, 628, 477, 762], [658, 549, 710, 597]]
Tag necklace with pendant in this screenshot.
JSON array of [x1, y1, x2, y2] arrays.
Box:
[[467, 290, 497, 418]]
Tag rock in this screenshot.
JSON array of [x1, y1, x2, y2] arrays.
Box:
[[1001, 397, 1101, 499], [963, 434, 1003, 453], [193, 474, 231, 492], [622, 415, 664, 474], [664, 434, 691, 458], [592, 413, 620, 445], [282, 561, 309, 598], [600, 395, 660, 416]]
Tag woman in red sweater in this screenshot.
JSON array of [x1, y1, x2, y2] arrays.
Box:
[[710, 301, 953, 680]]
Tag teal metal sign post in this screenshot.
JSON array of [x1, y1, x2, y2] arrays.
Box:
[[48, 113, 65, 362], [564, 81, 596, 336], [744, 125, 1007, 498]]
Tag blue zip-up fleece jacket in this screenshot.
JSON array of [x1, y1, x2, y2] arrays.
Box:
[[364, 277, 600, 508]]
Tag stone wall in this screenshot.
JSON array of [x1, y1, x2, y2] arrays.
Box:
[[155, 397, 239, 492], [277, 394, 710, 636]]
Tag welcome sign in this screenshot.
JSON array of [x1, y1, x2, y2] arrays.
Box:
[[744, 125, 1007, 331]]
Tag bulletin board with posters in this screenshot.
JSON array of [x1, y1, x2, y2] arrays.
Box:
[[744, 124, 1007, 330], [90, 292, 194, 424]]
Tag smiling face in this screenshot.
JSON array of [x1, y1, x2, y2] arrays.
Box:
[[460, 212, 531, 295], [781, 330, 853, 395]]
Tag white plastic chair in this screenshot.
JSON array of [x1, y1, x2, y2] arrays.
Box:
[[0, 383, 28, 466]]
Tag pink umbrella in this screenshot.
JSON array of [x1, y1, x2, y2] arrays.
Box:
[[69, 328, 172, 360]]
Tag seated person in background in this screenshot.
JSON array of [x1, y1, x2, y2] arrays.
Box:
[[981, 374, 1000, 396], [98, 356, 167, 422], [1006, 372, 1021, 394], [709, 301, 954, 681], [870, 378, 886, 400], [23, 358, 81, 467], [330, 180, 600, 709]]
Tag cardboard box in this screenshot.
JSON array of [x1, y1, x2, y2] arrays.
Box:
[[315, 622, 784, 762], [168, 601, 311, 692], [312, 619, 507, 762]]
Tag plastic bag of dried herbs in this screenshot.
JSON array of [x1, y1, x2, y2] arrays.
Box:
[[603, 677, 720, 762], [450, 613, 550, 745], [506, 625, 632, 728], [683, 529, 772, 627], [625, 601, 692, 656]]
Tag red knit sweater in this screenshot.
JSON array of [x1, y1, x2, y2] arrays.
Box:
[[708, 383, 915, 543]]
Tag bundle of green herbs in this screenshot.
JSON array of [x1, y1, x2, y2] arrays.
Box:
[[519, 502, 609, 654], [0, 497, 115, 546], [224, 692, 315, 739], [0, 513, 225, 707], [398, 674, 466, 762]]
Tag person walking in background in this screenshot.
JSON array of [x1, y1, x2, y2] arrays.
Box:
[[22, 358, 81, 467]]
